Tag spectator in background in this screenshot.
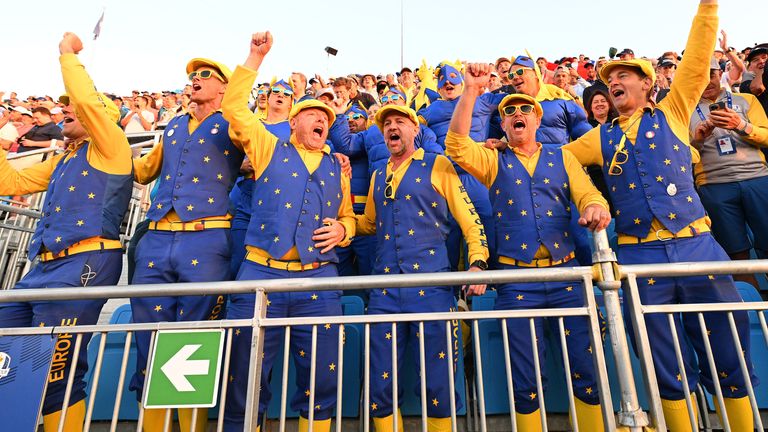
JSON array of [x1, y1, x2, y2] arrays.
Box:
[[16, 107, 63, 153], [315, 87, 335, 104], [290, 71, 311, 102], [617, 48, 635, 60], [399, 67, 416, 101], [690, 57, 768, 290], [360, 73, 378, 100], [583, 61, 597, 84], [584, 87, 617, 127], [347, 75, 377, 109], [0, 108, 19, 150], [488, 70, 502, 92], [157, 93, 179, 124], [496, 57, 512, 86], [718, 30, 745, 89], [121, 95, 154, 133], [50, 107, 65, 129], [655, 58, 677, 102], [11, 106, 35, 138], [740, 43, 768, 115]]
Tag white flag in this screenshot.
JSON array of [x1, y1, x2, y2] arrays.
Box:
[[93, 11, 105, 40]]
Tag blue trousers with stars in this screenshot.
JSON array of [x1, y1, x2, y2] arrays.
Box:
[[367, 285, 462, 418], [0, 249, 122, 415], [223, 260, 341, 431], [618, 234, 757, 400], [495, 261, 601, 414], [128, 229, 232, 399]]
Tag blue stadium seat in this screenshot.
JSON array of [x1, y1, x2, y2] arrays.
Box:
[[83, 303, 140, 420], [266, 295, 364, 419]]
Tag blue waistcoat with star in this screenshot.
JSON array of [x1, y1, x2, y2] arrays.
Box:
[[146, 113, 244, 221], [245, 141, 344, 264], [371, 153, 451, 274], [600, 110, 704, 237], [28, 142, 133, 260], [491, 147, 574, 262]]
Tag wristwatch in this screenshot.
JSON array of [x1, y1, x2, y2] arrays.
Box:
[[470, 260, 488, 270]]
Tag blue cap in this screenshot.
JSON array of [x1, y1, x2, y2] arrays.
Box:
[[346, 104, 368, 119], [512, 55, 535, 69]]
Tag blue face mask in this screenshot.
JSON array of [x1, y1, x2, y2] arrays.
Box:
[[437, 65, 463, 88]]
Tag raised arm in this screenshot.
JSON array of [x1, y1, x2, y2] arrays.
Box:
[[445, 63, 499, 187], [658, 0, 719, 138], [59, 33, 131, 175], [221, 31, 279, 175]]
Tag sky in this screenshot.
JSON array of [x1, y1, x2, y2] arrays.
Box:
[[1, 0, 765, 98]]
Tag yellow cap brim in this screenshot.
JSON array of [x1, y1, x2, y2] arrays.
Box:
[[374, 105, 419, 130], [186, 58, 233, 83], [598, 59, 656, 85], [288, 99, 336, 124]]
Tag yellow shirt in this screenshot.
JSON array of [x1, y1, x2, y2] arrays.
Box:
[[563, 3, 718, 240], [222, 65, 356, 261], [445, 130, 607, 259], [356, 148, 489, 264], [0, 53, 131, 192]]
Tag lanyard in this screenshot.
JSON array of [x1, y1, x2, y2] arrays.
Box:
[[696, 91, 733, 121]]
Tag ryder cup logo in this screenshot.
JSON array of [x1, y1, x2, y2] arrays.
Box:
[[0, 352, 10, 379]]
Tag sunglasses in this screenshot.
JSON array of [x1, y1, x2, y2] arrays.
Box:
[[502, 104, 535, 116], [380, 94, 403, 103], [384, 172, 395, 200], [188, 69, 225, 82], [608, 146, 629, 176], [271, 87, 294, 97], [347, 113, 364, 120], [256, 88, 268, 95], [507, 68, 532, 79]]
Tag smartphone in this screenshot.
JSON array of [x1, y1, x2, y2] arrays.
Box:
[[709, 101, 726, 112]]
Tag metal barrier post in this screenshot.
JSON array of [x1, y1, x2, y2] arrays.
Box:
[[590, 230, 650, 431], [243, 288, 268, 431]]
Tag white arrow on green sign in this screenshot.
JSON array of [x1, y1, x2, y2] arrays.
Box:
[[143, 329, 225, 408]]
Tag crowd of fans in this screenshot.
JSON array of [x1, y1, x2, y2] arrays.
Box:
[[0, 14, 767, 430]]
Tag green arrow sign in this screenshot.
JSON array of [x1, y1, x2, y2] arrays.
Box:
[[144, 329, 225, 408]]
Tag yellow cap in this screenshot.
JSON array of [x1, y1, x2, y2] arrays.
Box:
[[374, 105, 419, 130], [288, 99, 336, 124], [598, 59, 656, 85], [498, 93, 543, 118], [185, 58, 233, 83]]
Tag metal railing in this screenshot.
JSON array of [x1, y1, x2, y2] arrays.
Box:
[[1, 232, 768, 431]]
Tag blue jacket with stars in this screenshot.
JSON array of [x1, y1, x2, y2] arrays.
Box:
[[600, 110, 705, 238], [146, 113, 244, 221], [491, 147, 574, 262], [28, 142, 133, 259], [246, 140, 344, 264], [370, 153, 451, 274]]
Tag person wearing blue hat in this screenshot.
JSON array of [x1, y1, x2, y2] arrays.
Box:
[[447, 63, 611, 431], [565, 0, 756, 429], [129, 56, 245, 431], [417, 62, 508, 271], [358, 104, 489, 432], [0, 32, 134, 432], [221, 31, 356, 432]]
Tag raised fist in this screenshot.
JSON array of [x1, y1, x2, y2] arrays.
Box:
[[59, 32, 83, 55], [250, 32, 273, 57]]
